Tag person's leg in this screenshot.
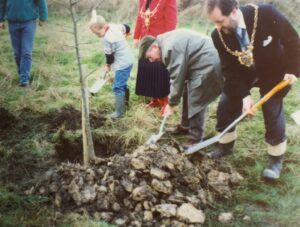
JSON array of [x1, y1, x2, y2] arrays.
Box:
[[166, 83, 189, 134], [20, 20, 36, 85], [8, 22, 22, 83], [111, 65, 132, 118], [208, 93, 243, 158], [158, 96, 168, 116], [182, 107, 208, 149], [125, 86, 130, 108], [189, 107, 207, 141], [181, 83, 189, 128], [261, 95, 286, 180]]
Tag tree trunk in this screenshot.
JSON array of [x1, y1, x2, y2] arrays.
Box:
[[69, 0, 95, 166]]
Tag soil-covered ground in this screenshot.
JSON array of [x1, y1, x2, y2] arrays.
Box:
[[33, 144, 244, 226], [0, 106, 244, 226]]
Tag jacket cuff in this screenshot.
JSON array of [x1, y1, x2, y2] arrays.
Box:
[[105, 54, 114, 65]]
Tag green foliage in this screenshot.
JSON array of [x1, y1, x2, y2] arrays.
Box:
[[0, 190, 49, 227], [59, 213, 114, 227], [82, 52, 105, 68]]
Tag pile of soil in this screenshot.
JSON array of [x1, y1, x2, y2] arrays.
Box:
[[35, 144, 243, 226]]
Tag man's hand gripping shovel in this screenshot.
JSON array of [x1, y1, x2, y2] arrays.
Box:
[[185, 78, 292, 155], [145, 104, 173, 145]]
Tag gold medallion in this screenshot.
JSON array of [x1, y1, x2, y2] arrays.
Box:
[[140, 0, 161, 29], [237, 48, 254, 67], [218, 4, 258, 68], [144, 9, 151, 27]]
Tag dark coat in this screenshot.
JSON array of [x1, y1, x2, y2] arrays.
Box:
[[211, 4, 300, 98]]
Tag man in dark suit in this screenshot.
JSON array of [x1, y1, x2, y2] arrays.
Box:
[[205, 0, 300, 180]]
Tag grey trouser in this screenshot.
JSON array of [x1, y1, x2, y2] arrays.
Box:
[[181, 84, 207, 141]]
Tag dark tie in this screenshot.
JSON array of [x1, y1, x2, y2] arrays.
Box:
[[235, 27, 249, 51]]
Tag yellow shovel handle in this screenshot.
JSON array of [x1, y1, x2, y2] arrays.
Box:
[[251, 79, 291, 113]]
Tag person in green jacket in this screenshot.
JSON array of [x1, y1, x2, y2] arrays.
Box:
[[0, 0, 48, 87]]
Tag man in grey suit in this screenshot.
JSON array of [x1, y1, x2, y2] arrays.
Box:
[[139, 29, 223, 149]]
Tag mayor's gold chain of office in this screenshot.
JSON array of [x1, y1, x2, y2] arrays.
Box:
[[218, 4, 258, 67], [140, 0, 161, 28]]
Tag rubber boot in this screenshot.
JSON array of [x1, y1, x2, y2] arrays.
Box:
[[207, 141, 235, 159], [110, 95, 125, 119], [158, 96, 168, 116], [125, 87, 130, 108], [146, 98, 160, 108], [262, 155, 283, 180]]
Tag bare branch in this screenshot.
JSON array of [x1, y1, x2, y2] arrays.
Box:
[[84, 68, 98, 80], [51, 0, 69, 9], [53, 29, 74, 35], [78, 41, 98, 46], [63, 44, 76, 49]]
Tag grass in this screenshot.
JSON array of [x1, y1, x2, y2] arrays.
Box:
[[0, 12, 299, 226]]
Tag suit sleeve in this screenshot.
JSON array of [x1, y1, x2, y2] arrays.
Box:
[[163, 0, 177, 32], [271, 5, 300, 77], [0, 0, 6, 22], [164, 49, 188, 106], [134, 0, 143, 40], [38, 0, 48, 21], [211, 30, 251, 98]]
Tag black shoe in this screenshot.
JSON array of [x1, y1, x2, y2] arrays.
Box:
[[207, 141, 235, 159], [166, 124, 189, 135], [19, 83, 30, 88]]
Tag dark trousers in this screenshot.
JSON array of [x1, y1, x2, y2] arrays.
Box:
[[181, 84, 207, 141], [216, 92, 286, 146]]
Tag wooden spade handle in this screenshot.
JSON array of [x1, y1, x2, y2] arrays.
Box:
[[251, 79, 291, 113]]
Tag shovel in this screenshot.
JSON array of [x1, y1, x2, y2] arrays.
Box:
[[291, 110, 300, 125], [185, 79, 292, 155], [146, 114, 168, 145], [89, 71, 109, 94]]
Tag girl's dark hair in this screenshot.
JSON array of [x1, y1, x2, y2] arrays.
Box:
[[206, 0, 239, 16]]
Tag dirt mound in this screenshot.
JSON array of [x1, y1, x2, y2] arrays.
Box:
[[0, 108, 17, 130], [35, 144, 243, 226]]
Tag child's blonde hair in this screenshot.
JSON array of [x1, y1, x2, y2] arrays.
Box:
[[89, 9, 106, 29]]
